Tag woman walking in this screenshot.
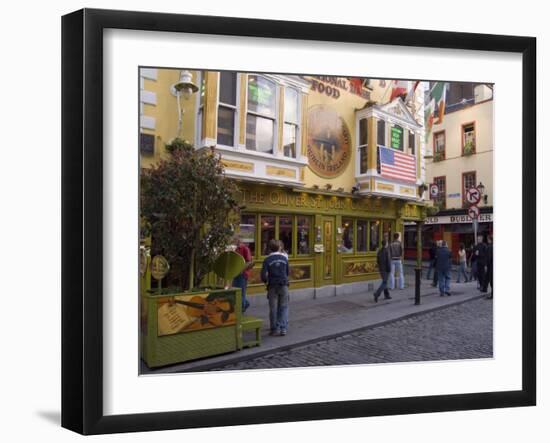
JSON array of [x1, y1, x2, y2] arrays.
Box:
[[456, 243, 469, 283]]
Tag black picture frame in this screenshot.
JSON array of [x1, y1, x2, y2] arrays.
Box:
[[62, 8, 536, 435]]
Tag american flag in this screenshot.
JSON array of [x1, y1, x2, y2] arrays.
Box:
[[378, 146, 417, 183]]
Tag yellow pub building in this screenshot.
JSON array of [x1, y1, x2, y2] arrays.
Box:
[[140, 68, 428, 300]]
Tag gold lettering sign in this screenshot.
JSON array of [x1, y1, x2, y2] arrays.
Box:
[[266, 166, 296, 178], [222, 159, 254, 172], [238, 188, 392, 215], [307, 105, 352, 178], [400, 187, 415, 195], [377, 183, 395, 192]]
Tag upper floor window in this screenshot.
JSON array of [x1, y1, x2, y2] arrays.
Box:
[[377, 119, 386, 146], [462, 122, 476, 155], [283, 87, 299, 158], [462, 171, 477, 207], [390, 124, 404, 151], [408, 131, 415, 156], [433, 176, 446, 209], [217, 71, 237, 146], [433, 130, 446, 161], [246, 75, 277, 153], [358, 118, 369, 174]]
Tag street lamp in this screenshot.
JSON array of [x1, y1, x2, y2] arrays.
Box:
[[170, 70, 199, 139]]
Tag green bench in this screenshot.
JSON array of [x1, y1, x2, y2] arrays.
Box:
[[240, 316, 263, 349]]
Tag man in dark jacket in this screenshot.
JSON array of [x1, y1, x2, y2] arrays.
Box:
[[373, 239, 392, 302], [486, 235, 493, 299], [436, 240, 452, 296], [261, 239, 290, 336], [474, 235, 489, 292]]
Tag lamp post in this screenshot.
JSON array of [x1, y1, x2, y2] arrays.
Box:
[[170, 70, 199, 289], [170, 70, 199, 139]]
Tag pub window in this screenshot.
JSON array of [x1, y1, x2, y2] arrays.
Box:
[[279, 215, 293, 255], [433, 176, 446, 209], [358, 118, 368, 174], [246, 75, 277, 153], [357, 220, 368, 252], [390, 125, 404, 151], [462, 171, 477, 207], [139, 133, 155, 156], [239, 214, 257, 256], [434, 131, 445, 161], [377, 119, 386, 146], [217, 71, 238, 146], [369, 220, 380, 251], [283, 87, 299, 158], [341, 218, 354, 253], [260, 215, 276, 256], [462, 122, 476, 155], [297, 216, 311, 255], [408, 131, 416, 155]]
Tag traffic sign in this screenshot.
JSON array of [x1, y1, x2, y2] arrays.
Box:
[[429, 184, 439, 199], [466, 187, 481, 205], [468, 205, 480, 220]]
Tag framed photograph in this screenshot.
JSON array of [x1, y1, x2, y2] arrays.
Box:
[[62, 8, 536, 435]]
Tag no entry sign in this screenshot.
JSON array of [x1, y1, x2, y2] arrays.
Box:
[[468, 205, 480, 220], [466, 187, 481, 205]]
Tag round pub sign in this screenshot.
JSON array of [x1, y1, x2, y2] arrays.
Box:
[[151, 255, 170, 281], [307, 105, 352, 178]]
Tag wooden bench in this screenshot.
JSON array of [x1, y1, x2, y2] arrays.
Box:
[[240, 316, 263, 349]]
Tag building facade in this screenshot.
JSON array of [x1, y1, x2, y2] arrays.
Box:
[[407, 83, 493, 260], [140, 68, 428, 299]]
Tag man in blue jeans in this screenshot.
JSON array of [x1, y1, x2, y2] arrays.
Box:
[[436, 240, 452, 296], [261, 239, 290, 336], [389, 232, 405, 290]]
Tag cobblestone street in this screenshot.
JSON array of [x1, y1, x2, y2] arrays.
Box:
[[212, 297, 493, 371]]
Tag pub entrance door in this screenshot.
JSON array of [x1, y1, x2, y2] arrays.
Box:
[[321, 216, 336, 286]]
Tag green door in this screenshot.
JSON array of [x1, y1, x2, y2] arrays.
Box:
[[322, 216, 335, 285]]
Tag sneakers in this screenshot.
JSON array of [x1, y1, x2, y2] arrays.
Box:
[[280, 330, 287, 336], [445, 292, 451, 296], [374, 293, 380, 303], [384, 295, 392, 300], [269, 329, 287, 336]]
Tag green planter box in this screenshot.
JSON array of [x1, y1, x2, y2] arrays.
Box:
[[141, 287, 242, 368]]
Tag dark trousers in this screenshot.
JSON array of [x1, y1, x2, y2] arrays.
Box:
[[374, 273, 390, 298], [477, 262, 487, 291], [487, 263, 493, 293]]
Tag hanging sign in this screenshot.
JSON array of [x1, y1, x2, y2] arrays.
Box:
[[151, 255, 170, 281]]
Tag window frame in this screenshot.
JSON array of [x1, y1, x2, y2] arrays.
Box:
[[245, 74, 278, 154], [358, 117, 369, 175], [433, 130, 446, 161], [282, 86, 301, 159], [462, 170, 477, 207], [256, 213, 313, 259], [461, 121, 476, 155], [433, 175, 447, 209], [216, 71, 240, 148]]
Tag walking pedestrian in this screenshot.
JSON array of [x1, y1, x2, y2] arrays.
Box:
[[473, 235, 489, 293], [486, 235, 493, 299], [261, 239, 290, 336], [456, 243, 469, 283], [432, 240, 442, 287], [373, 239, 392, 302], [436, 240, 452, 296], [389, 232, 404, 290], [426, 241, 437, 280], [468, 243, 479, 287], [232, 236, 254, 313]]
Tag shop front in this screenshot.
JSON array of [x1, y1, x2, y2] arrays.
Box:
[[404, 207, 493, 260], [231, 183, 425, 299]]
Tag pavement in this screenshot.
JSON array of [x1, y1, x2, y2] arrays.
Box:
[[141, 271, 488, 374]]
